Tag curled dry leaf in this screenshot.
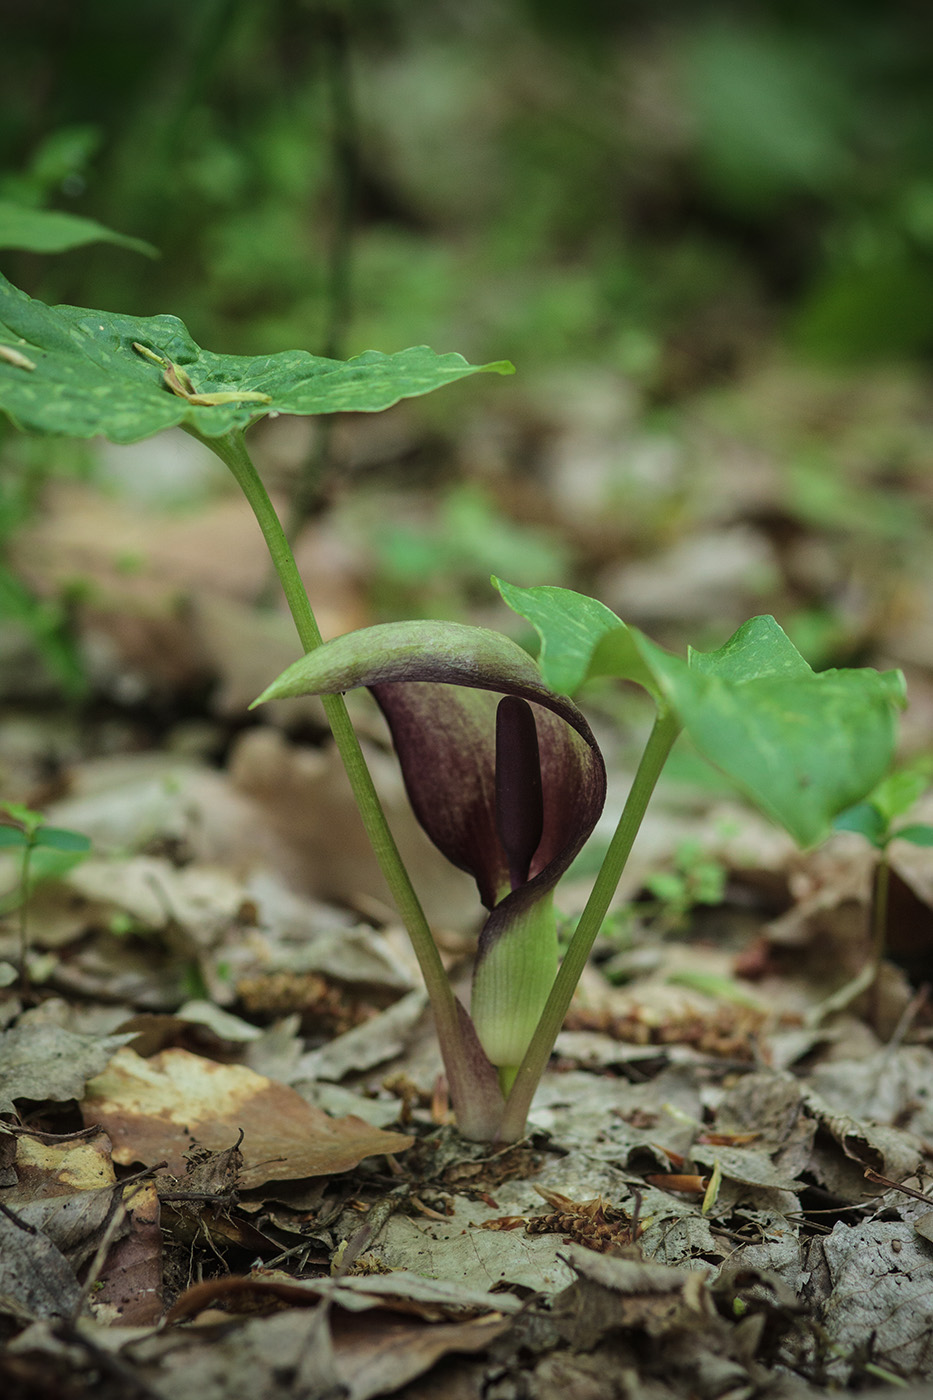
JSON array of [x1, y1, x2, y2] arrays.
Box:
[[80, 1046, 412, 1187]]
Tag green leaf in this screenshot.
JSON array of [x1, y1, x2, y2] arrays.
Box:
[[644, 637, 905, 847], [665, 969, 765, 1010], [492, 582, 905, 847], [493, 579, 658, 697], [833, 801, 888, 847], [0, 201, 158, 257], [0, 274, 514, 444], [32, 826, 91, 853], [685, 614, 813, 682], [867, 768, 929, 825], [891, 823, 933, 848], [0, 801, 43, 836], [0, 826, 29, 848]]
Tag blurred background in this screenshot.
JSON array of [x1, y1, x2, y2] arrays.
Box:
[[2, 0, 933, 761]]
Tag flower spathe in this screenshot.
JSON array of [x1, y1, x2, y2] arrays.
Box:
[[253, 620, 607, 1100]]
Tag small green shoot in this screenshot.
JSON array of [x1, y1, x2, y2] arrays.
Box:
[[832, 763, 933, 1018], [0, 801, 91, 995], [642, 839, 727, 931]]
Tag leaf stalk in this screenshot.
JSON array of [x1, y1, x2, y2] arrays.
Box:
[[499, 707, 681, 1140]]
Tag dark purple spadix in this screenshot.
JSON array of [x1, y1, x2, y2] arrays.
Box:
[[496, 695, 544, 891]]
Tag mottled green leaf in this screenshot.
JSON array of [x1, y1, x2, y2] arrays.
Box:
[[0, 200, 158, 257], [685, 614, 813, 682], [0, 273, 514, 444], [0, 827, 28, 848]]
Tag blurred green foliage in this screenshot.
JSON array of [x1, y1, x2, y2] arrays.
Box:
[[2, 0, 932, 698], [1, 0, 931, 369], [357, 483, 568, 618]]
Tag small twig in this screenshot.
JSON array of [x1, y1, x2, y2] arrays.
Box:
[[158, 1190, 239, 1207], [883, 983, 929, 1057], [73, 1196, 129, 1319], [805, 959, 877, 1028], [0, 1199, 37, 1232], [863, 1168, 933, 1205]]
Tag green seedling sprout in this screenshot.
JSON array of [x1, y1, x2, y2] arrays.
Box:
[[0, 801, 91, 995], [0, 272, 907, 1140], [829, 765, 933, 1022]]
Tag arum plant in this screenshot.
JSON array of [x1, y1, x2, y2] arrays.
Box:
[[255, 581, 906, 1142], [0, 272, 909, 1142], [253, 621, 606, 1136]]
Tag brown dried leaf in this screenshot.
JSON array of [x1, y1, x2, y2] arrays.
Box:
[[0, 1023, 134, 1115], [0, 1207, 83, 1321], [3, 1126, 115, 1205], [331, 1310, 509, 1400], [13, 1186, 124, 1270], [81, 1046, 412, 1187], [548, 1247, 714, 1351], [168, 1268, 521, 1324]]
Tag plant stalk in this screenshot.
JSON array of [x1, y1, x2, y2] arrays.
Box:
[[498, 707, 681, 1141], [18, 840, 34, 1000], [196, 426, 501, 1135], [867, 848, 891, 1028]]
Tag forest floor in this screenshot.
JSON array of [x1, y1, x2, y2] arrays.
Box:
[[3, 353, 933, 1398]]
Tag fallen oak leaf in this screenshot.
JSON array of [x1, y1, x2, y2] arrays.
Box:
[[81, 1047, 412, 1188]]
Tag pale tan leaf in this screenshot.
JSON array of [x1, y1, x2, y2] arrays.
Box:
[[81, 1047, 412, 1187]]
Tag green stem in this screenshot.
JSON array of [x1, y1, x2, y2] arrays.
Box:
[[18, 840, 34, 999], [871, 850, 890, 970], [498, 707, 681, 1141], [194, 427, 497, 1123], [868, 848, 890, 1028]]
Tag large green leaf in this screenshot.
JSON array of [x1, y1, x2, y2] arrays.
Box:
[[497, 580, 905, 846], [0, 274, 514, 443], [0, 201, 158, 257], [644, 637, 904, 846]]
